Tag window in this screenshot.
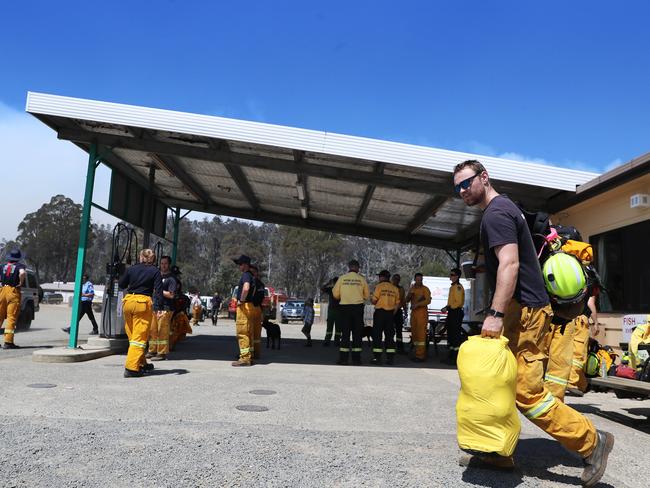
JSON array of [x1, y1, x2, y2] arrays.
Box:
[[590, 219, 650, 312]]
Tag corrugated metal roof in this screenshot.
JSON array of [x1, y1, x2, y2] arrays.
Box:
[[26, 91, 600, 250]]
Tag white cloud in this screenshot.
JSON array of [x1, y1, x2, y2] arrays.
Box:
[[457, 140, 604, 174], [0, 101, 117, 241]]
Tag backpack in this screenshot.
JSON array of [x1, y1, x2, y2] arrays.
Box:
[[517, 206, 592, 322]]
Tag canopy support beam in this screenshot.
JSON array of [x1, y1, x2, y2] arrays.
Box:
[[67, 143, 99, 349]]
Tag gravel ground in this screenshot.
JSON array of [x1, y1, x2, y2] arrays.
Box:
[[0, 305, 647, 487]]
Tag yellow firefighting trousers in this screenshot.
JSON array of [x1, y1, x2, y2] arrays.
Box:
[[236, 302, 255, 363], [252, 305, 263, 359], [122, 294, 152, 372], [568, 315, 590, 392], [192, 306, 201, 326], [411, 307, 428, 360], [149, 310, 172, 355], [543, 319, 577, 401], [503, 301, 597, 457], [0, 285, 20, 344]]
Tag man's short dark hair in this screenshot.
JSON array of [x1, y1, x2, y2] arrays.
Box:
[[160, 255, 171, 264], [453, 159, 487, 176], [348, 259, 360, 268], [451, 268, 462, 276], [414, 272, 423, 278]]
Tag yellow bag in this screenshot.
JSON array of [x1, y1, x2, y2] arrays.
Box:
[[561, 240, 594, 264], [630, 321, 650, 368], [456, 336, 520, 457]]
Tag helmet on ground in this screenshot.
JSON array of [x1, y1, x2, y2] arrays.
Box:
[[542, 252, 587, 300]]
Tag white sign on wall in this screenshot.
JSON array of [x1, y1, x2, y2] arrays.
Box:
[[621, 314, 650, 342]]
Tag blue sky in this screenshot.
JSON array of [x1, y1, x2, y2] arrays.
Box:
[[1, 0, 649, 239]]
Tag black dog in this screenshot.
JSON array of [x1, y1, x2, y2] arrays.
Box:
[[262, 319, 282, 349]]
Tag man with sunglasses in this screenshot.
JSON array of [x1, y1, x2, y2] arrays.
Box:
[[453, 160, 613, 486]]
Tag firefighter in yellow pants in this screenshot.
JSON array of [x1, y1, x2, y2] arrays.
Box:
[[1, 249, 25, 349], [502, 301, 598, 454], [232, 254, 256, 367], [119, 249, 163, 378], [406, 273, 431, 362], [250, 264, 265, 360], [567, 315, 591, 393], [147, 256, 178, 361], [454, 160, 612, 485], [543, 318, 577, 401]]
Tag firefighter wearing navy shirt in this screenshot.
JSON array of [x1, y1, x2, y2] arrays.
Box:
[[232, 255, 256, 367], [453, 159, 611, 483], [249, 264, 265, 360], [119, 249, 163, 377], [147, 255, 177, 361], [1, 249, 26, 349]]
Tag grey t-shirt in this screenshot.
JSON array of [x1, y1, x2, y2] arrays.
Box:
[[480, 195, 549, 308]]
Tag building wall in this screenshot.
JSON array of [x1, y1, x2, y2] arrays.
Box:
[[552, 173, 650, 351]]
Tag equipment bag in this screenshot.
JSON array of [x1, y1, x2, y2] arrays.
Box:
[[614, 365, 637, 380], [456, 336, 520, 457]]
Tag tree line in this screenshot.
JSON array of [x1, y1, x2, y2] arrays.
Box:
[[1, 194, 453, 300]]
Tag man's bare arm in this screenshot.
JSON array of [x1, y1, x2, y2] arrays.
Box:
[[481, 243, 518, 338]]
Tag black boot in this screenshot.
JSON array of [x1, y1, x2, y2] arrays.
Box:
[[336, 351, 349, 365], [371, 352, 382, 365], [386, 354, 394, 365]]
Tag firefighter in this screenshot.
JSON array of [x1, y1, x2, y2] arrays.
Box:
[[371, 270, 400, 365], [566, 296, 601, 396], [321, 276, 341, 346], [232, 254, 256, 367], [441, 267, 465, 365], [119, 248, 163, 378], [249, 264, 265, 360], [454, 159, 612, 484], [406, 273, 431, 362], [191, 292, 203, 326], [391, 274, 406, 354], [332, 259, 369, 365], [147, 255, 177, 361], [1, 249, 26, 349]]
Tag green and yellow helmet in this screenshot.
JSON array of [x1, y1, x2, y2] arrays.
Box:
[[542, 252, 587, 299]]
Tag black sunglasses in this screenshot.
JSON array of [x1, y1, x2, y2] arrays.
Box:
[[454, 172, 480, 194]]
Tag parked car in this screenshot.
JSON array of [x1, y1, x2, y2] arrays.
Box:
[[42, 292, 64, 305], [280, 300, 305, 324]]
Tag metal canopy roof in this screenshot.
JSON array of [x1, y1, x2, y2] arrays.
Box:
[[26, 92, 599, 250]]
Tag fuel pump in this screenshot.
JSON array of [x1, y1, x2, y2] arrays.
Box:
[[101, 223, 138, 338]]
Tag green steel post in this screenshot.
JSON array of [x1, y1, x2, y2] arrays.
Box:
[[68, 144, 98, 348], [172, 207, 180, 266]]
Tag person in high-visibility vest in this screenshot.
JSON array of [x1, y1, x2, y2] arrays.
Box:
[[406, 273, 431, 362], [454, 159, 612, 484], [391, 274, 407, 354], [332, 259, 369, 366], [119, 248, 163, 377], [1, 249, 26, 349], [441, 267, 465, 365], [371, 270, 400, 365]]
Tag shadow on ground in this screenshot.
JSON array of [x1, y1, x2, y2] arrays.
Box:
[[461, 437, 615, 488], [166, 330, 457, 370], [571, 403, 650, 434]]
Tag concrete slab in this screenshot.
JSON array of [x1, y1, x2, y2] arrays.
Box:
[[2, 306, 648, 487], [32, 346, 114, 363]]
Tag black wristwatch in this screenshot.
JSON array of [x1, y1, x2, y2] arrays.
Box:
[[487, 308, 505, 318]]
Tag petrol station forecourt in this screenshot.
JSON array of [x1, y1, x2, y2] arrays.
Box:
[[0, 92, 647, 487]]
